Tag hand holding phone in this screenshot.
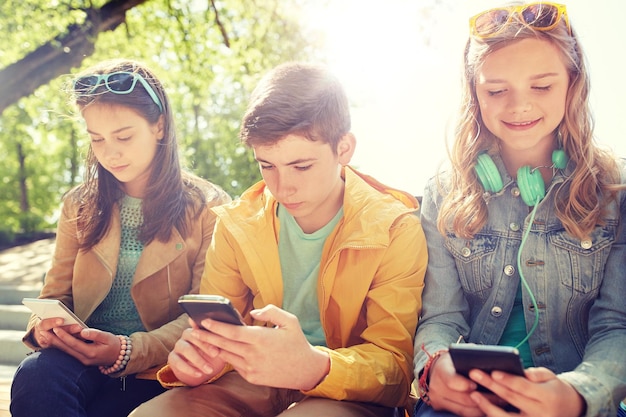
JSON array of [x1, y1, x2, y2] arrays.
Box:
[[178, 294, 245, 328], [448, 343, 525, 392], [22, 298, 87, 328]]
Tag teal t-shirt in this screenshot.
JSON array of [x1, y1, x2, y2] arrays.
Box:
[[498, 285, 533, 367], [277, 204, 343, 347]]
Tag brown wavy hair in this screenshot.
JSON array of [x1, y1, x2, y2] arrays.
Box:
[[239, 62, 351, 153], [438, 9, 623, 240], [68, 59, 218, 249]]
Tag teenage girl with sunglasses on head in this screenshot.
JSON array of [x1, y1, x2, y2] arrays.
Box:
[[10, 59, 231, 417], [413, 3, 626, 417]]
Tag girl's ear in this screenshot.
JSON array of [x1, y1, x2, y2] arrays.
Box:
[[337, 132, 356, 165], [155, 115, 165, 141]]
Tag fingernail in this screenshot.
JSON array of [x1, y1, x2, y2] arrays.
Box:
[[470, 392, 482, 403]]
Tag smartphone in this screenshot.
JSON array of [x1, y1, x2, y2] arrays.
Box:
[[22, 297, 87, 328], [449, 344, 525, 392], [178, 294, 245, 327]]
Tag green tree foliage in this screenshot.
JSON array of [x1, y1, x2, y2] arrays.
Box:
[[0, 0, 323, 237]]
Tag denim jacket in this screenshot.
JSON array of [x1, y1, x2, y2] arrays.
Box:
[[414, 154, 626, 417]]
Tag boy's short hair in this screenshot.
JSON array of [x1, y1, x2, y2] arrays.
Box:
[[240, 62, 351, 152]]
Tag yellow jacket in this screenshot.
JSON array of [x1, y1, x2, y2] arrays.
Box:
[[23, 184, 231, 378], [159, 166, 427, 408]]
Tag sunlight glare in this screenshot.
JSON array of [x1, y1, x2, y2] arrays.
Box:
[[304, 0, 626, 195]]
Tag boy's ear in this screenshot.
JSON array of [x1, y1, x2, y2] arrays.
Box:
[[337, 133, 356, 165]]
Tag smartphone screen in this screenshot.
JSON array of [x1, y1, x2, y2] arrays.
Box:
[[178, 294, 245, 327]]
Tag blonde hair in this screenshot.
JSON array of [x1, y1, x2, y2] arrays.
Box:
[[438, 14, 622, 240]]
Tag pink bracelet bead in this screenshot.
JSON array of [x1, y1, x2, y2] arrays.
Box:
[[99, 335, 132, 375]]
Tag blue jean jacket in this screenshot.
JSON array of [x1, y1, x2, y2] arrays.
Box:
[[414, 155, 626, 417]]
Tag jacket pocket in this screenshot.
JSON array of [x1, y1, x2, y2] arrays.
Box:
[[549, 224, 615, 294], [445, 234, 499, 294]]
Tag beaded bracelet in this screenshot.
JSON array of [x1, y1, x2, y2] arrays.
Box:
[[417, 343, 447, 406], [99, 335, 132, 375]]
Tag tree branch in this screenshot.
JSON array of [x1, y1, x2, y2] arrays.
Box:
[[0, 0, 151, 115], [209, 0, 230, 48]]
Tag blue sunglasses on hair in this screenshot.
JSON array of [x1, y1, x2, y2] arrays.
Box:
[[73, 71, 163, 112]]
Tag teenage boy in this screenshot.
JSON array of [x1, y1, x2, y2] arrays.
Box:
[[130, 62, 427, 417]]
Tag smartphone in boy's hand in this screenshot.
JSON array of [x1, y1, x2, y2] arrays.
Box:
[[178, 294, 245, 327]]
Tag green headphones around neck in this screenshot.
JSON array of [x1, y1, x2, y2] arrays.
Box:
[[475, 149, 568, 206]]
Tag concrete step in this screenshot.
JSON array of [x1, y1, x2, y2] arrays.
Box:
[[0, 305, 30, 331], [0, 330, 31, 367], [0, 363, 17, 381], [0, 363, 16, 417], [0, 285, 41, 306]]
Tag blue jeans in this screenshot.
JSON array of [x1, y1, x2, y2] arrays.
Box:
[[413, 400, 458, 417], [10, 348, 166, 417], [415, 399, 626, 417]]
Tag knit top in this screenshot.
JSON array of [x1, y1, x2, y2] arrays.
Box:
[[87, 195, 146, 335]]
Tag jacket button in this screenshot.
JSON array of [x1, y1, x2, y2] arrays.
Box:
[[491, 306, 503, 317], [580, 239, 592, 249], [511, 187, 521, 197], [509, 222, 520, 231], [504, 265, 515, 276], [461, 247, 471, 257]]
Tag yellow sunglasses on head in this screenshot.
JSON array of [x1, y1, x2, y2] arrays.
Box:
[[469, 2, 570, 38]]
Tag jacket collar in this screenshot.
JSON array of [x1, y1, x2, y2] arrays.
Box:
[[213, 165, 419, 248]]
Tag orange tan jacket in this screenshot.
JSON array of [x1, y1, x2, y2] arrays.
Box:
[[23, 185, 231, 378], [158, 166, 427, 409]]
